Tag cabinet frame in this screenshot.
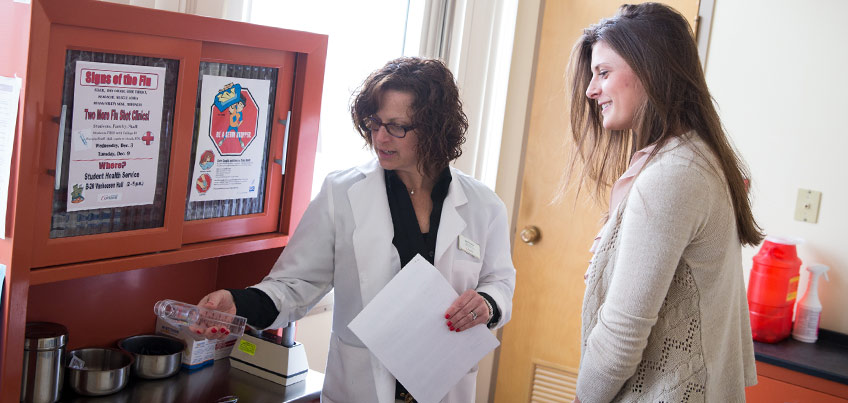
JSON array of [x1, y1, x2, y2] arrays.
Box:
[[0, 1, 327, 400]]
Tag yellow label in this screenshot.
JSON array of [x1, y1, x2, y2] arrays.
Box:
[[238, 340, 256, 356], [217, 87, 236, 103], [787, 276, 800, 301]]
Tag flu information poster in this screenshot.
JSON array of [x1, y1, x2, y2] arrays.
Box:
[[189, 75, 271, 202], [66, 61, 166, 212]]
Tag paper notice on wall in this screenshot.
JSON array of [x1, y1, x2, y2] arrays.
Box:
[[0, 75, 22, 239], [65, 61, 166, 212], [0, 264, 6, 300], [188, 75, 271, 203]]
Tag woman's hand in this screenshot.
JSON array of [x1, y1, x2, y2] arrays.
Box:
[[444, 290, 490, 332], [194, 290, 237, 339]]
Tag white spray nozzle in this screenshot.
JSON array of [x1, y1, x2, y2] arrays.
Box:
[[807, 264, 830, 282]]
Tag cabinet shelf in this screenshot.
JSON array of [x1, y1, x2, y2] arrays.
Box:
[[30, 233, 289, 286]]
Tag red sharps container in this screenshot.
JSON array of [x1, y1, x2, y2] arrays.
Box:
[[747, 236, 802, 343]]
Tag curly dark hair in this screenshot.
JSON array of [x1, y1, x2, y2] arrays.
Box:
[[350, 57, 468, 176]]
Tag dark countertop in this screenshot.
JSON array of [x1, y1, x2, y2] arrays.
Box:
[[754, 329, 848, 385], [60, 359, 323, 402]]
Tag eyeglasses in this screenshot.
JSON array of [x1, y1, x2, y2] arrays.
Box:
[[363, 116, 415, 138]]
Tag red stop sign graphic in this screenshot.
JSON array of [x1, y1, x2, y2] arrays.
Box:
[[209, 87, 259, 155]]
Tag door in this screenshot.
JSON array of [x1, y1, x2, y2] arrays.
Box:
[[493, 1, 700, 401]]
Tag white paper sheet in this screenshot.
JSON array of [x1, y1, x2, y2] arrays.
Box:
[[348, 254, 500, 403], [0, 76, 22, 239], [188, 75, 271, 203], [66, 61, 166, 212]]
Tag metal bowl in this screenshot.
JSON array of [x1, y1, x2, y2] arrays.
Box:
[[118, 334, 184, 379], [66, 347, 133, 396]]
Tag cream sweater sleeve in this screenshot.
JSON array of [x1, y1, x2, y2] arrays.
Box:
[[576, 159, 714, 403]]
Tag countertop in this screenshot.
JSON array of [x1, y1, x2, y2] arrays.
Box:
[[59, 359, 323, 402], [753, 329, 848, 385]]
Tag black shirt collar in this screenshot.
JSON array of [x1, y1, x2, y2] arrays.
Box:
[[384, 167, 452, 266]]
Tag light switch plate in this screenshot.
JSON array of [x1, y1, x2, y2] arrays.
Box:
[[794, 189, 822, 223]]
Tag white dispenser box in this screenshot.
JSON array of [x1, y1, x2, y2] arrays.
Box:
[[155, 317, 237, 369], [229, 329, 308, 386]]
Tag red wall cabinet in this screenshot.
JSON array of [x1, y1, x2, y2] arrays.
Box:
[[0, 1, 327, 400]]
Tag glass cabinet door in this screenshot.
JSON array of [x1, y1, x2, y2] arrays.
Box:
[[183, 62, 277, 221], [181, 43, 296, 244], [30, 26, 299, 266], [49, 50, 179, 239], [32, 25, 200, 267]]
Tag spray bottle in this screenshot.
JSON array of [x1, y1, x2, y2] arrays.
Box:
[[791, 264, 830, 343]]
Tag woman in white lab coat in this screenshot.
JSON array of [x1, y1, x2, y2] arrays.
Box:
[[199, 57, 516, 403]]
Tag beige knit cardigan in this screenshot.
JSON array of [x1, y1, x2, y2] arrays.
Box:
[[577, 134, 757, 402]]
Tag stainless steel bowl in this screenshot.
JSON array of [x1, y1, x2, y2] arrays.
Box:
[[118, 334, 184, 379], [66, 348, 133, 396]]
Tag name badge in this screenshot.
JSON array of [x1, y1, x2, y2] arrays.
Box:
[[458, 234, 481, 259]]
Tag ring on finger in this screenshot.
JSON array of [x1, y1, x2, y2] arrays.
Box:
[[469, 310, 477, 320]]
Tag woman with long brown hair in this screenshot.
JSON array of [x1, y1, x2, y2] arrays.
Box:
[[567, 3, 762, 402]]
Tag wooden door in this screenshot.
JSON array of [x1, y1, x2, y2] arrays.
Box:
[[493, 1, 700, 401]]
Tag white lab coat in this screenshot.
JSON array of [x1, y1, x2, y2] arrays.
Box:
[[252, 159, 516, 403]]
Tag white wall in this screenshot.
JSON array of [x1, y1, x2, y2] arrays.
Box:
[[296, 310, 332, 372], [100, 0, 247, 20], [705, 0, 848, 334]]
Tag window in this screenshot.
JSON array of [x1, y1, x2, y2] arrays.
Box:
[[248, 1, 422, 197]]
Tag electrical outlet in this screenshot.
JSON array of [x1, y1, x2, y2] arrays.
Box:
[[794, 189, 822, 223]]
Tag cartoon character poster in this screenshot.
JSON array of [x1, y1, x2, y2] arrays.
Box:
[[66, 61, 166, 212], [189, 75, 271, 202]]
